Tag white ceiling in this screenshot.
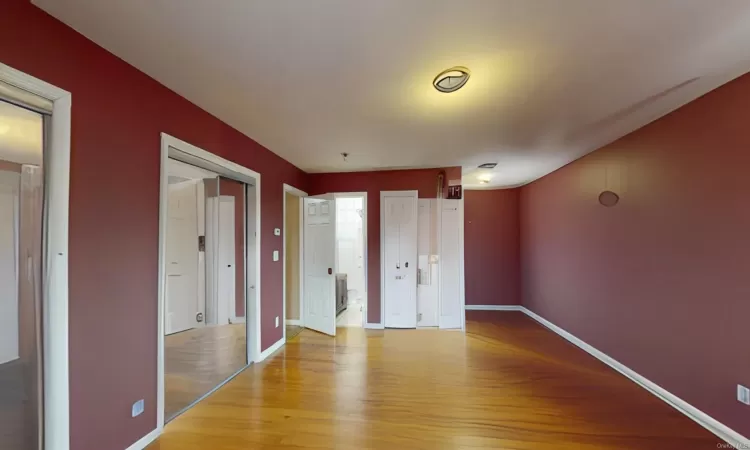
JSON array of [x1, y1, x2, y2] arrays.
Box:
[[0, 100, 43, 166], [34, 0, 750, 187]]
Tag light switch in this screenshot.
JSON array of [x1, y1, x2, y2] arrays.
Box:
[[273, 250, 279, 261], [274, 228, 281, 236]]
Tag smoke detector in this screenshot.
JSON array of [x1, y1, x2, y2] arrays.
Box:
[[433, 67, 470, 93]]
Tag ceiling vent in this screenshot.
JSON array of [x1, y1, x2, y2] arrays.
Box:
[[478, 163, 497, 169], [433, 67, 470, 93]]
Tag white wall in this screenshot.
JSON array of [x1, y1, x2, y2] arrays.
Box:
[[336, 197, 365, 301], [0, 171, 19, 364]]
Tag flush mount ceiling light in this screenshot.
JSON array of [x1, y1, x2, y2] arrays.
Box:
[[433, 66, 470, 93], [477, 173, 493, 184]]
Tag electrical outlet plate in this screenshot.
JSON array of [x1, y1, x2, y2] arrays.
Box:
[[132, 399, 145, 417], [275, 316, 279, 328], [273, 250, 279, 261], [738, 385, 750, 405]]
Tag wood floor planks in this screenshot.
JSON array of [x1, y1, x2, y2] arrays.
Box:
[[150, 311, 719, 449]]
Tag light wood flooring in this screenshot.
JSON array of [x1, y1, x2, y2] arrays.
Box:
[[151, 311, 718, 449], [164, 323, 247, 421]]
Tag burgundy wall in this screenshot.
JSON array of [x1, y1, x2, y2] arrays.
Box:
[[521, 74, 750, 437], [1, 1, 308, 449], [309, 167, 461, 323], [464, 189, 520, 306]]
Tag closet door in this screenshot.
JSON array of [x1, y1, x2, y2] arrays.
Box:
[[439, 199, 463, 329], [382, 191, 418, 328]]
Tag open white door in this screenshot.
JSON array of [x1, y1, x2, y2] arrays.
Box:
[[303, 194, 337, 336]]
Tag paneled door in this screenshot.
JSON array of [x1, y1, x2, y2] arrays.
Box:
[[382, 191, 418, 328], [303, 195, 337, 336]]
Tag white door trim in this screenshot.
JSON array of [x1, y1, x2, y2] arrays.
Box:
[[333, 192, 368, 327], [380, 190, 418, 328], [0, 62, 72, 450], [156, 133, 262, 442], [282, 183, 307, 342]]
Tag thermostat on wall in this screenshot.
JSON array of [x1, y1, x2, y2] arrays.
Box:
[[274, 228, 281, 236]]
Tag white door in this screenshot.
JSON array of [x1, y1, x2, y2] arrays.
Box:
[[440, 199, 463, 329], [166, 182, 200, 335], [382, 192, 418, 328], [303, 194, 336, 336], [218, 197, 236, 325], [417, 199, 438, 327], [206, 196, 235, 326]]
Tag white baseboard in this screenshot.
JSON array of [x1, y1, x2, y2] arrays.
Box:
[[464, 305, 522, 311], [364, 322, 384, 329], [285, 319, 301, 326], [125, 427, 161, 450], [256, 337, 285, 362], [518, 306, 749, 449], [230, 317, 246, 324]]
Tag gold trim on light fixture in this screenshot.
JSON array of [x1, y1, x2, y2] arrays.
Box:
[[433, 66, 470, 93]]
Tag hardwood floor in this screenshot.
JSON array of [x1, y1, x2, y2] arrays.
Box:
[[151, 311, 718, 449], [286, 325, 303, 341], [164, 323, 247, 421]]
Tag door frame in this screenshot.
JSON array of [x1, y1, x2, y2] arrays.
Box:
[[282, 184, 307, 339], [156, 133, 262, 433], [0, 62, 72, 450], [380, 190, 418, 329], [333, 192, 368, 327]]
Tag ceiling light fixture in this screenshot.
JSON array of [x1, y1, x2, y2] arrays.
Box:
[[477, 174, 493, 184], [433, 66, 470, 93], [478, 163, 497, 169]]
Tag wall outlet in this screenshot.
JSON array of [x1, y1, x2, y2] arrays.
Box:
[[274, 228, 281, 236], [273, 250, 279, 262], [275, 316, 279, 328], [132, 399, 145, 418], [738, 385, 750, 405]]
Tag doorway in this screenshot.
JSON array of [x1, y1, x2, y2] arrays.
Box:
[[283, 184, 306, 341], [290, 192, 368, 338], [158, 134, 261, 428], [334, 194, 366, 328]]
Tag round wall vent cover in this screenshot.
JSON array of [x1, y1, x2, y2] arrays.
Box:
[[599, 191, 619, 207]]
